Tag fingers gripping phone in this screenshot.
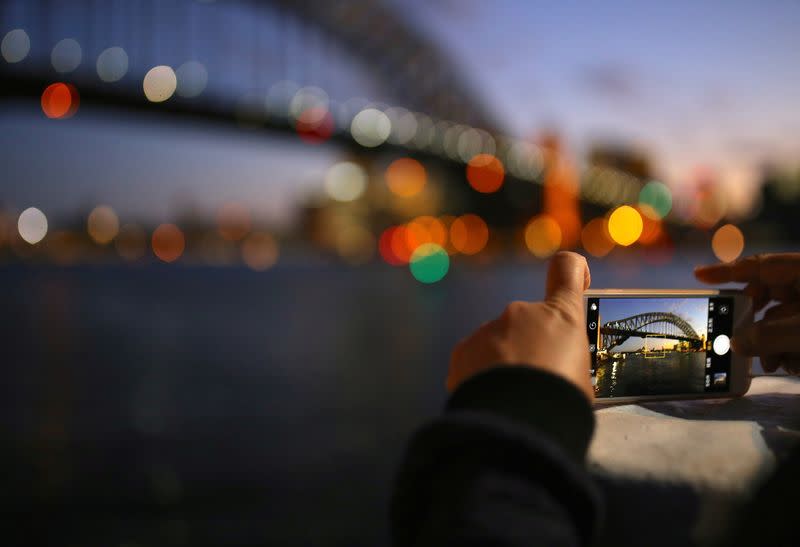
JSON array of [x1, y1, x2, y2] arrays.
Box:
[[584, 290, 752, 403]]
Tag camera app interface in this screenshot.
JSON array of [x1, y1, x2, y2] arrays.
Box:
[[586, 296, 734, 398]]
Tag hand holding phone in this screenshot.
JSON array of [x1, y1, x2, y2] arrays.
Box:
[[695, 253, 800, 375]]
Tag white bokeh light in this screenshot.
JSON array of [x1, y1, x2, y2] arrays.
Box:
[[96, 46, 129, 82], [325, 162, 368, 202], [175, 60, 208, 98], [143, 66, 177, 102], [1, 29, 30, 63], [350, 108, 391, 148], [18, 207, 48, 244], [51, 38, 82, 73]]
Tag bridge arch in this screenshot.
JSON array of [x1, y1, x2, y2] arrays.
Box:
[[600, 312, 701, 350]]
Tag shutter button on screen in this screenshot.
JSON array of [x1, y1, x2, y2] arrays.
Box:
[[713, 334, 730, 355]]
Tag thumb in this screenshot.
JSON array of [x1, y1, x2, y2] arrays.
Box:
[[545, 251, 591, 309]]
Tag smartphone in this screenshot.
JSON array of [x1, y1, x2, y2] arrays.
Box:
[[584, 289, 752, 404]]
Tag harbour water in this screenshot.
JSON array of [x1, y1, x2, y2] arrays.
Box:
[[0, 253, 762, 545], [595, 352, 706, 398]]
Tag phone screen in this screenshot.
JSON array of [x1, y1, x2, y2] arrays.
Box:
[[586, 296, 734, 398]]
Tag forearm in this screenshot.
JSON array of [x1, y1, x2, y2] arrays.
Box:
[[391, 367, 602, 546]]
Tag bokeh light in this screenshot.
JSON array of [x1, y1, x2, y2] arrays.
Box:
[[580, 217, 614, 257], [379, 226, 405, 266], [175, 60, 208, 98], [116, 224, 147, 261], [217, 202, 251, 241], [325, 161, 367, 202], [711, 224, 745, 263], [242, 232, 279, 270], [87, 205, 119, 244], [385, 107, 418, 145], [466, 154, 504, 193], [152, 224, 185, 262], [524, 215, 562, 258], [1, 29, 30, 63], [51, 38, 82, 73], [351, 108, 391, 147], [385, 158, 426, 197], [636, 204, 662, 245], [41, 82, 79, 119], [692, 188, 728, 229], [295, 107, 334, 144], [405, 216, 447, 250], [409, 243, 449, 283], [390, 225, 415, 264], [96, 46, 129, 82], [450, 214, 488, 255], [17, 207, 48, 244], [143, 66, 177, 103], [638, 180, 672, 219], [608, 205, 643, 246]]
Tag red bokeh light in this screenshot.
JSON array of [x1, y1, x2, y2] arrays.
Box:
[[41, 83, 79, 119]]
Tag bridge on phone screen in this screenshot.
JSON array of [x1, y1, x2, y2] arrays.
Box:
[[600, 312, 703, 350]]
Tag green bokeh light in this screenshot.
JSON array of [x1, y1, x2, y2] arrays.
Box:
[[638, 180, 672, 219], [410, 243, 449, 283]]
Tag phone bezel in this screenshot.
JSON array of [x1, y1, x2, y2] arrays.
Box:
[[584, 288, 752, 405]]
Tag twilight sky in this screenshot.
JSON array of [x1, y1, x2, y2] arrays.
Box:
[[2, 0, 799, 222]]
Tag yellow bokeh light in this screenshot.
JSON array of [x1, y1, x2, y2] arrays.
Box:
[[87, 205, 119, 244], [608, 205, 643, 246], [711, 224, 744, 263], [143, 65, 177, 103], [524, 215, 562, 258]]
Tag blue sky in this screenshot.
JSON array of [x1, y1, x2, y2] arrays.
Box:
[[598, 297, 708, 351], [2, 1, 799, 222]]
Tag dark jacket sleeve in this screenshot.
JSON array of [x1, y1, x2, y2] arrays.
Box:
[[391, 366, 602, 546]]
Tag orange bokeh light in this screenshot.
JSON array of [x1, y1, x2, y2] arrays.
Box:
[[152, 224, 185, 263], [636, 204, 663, 245], [580, 218, 615, 258], [450, 214, 489, 255], [405, 216, 447, 250], [466, 153, 505, 193], [385, 158, 427, 197], [41, 82, 79, 119], [524, 215, 562, 258]]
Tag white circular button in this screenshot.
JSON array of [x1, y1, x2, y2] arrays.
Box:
[[713, 334, 730, 356]]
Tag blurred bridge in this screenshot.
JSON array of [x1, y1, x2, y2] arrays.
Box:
[[0, 0, 643, 220], [601, 312, 703, 350]]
